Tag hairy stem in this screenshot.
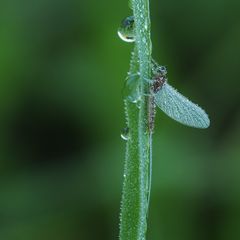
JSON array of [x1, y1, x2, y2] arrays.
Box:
[[119, 0, 152, 238]]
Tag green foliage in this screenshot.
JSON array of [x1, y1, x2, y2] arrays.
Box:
[[120, 47, 150, 239], [119, 0, 152, 239], [0, 0, 239, 240], [119, 0, 210, 238]]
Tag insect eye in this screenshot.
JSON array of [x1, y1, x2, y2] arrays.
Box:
[[160, 66, 167, 73]]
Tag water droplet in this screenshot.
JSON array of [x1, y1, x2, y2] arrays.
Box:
[[121, 127, 129, 141], [118, 16, 135, 43], [123, 73, 141, 103]]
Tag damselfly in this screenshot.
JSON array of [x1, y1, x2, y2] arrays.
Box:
[[149, 60, 210, 129], [118, 16, 210, 129]]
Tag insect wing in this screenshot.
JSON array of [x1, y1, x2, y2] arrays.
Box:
[[154, 83, 210, 128]]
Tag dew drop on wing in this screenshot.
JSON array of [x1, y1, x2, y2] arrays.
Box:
[[154, 83, 210, 129]]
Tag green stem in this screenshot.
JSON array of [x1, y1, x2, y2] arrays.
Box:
[[119, 0, 152, 238]]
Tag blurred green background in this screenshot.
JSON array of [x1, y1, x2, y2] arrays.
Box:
[[0, 0, 239, 239]]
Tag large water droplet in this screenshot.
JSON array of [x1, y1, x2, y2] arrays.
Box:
[[121, 127, 129, 141], [118, 16, 135, 43], [123, 73, 141, 103]]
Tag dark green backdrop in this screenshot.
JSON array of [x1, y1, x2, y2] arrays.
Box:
[[0, 0, 239, 239]]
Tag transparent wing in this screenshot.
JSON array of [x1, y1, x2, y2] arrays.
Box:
[[154, 83, 210, 128]]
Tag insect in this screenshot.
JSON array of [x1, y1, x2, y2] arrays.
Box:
[[117, 16, 210, 130], [149, 60, 210, 129]]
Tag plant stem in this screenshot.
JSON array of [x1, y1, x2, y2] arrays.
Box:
[[119, 0, 152, 238]]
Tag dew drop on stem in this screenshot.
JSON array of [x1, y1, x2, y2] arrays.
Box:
[[118, 16, 135, 43], [123, 73, 141, 103], [121, 127, 130, 141]]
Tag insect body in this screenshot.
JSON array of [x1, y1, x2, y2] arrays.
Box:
[[148, 65, 167, 132], [152, 65, 167, 93], [151, 62, 210, 129]]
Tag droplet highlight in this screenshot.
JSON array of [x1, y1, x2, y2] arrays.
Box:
[[118, 16, 135, 43], [121, 127, 129, 141]]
